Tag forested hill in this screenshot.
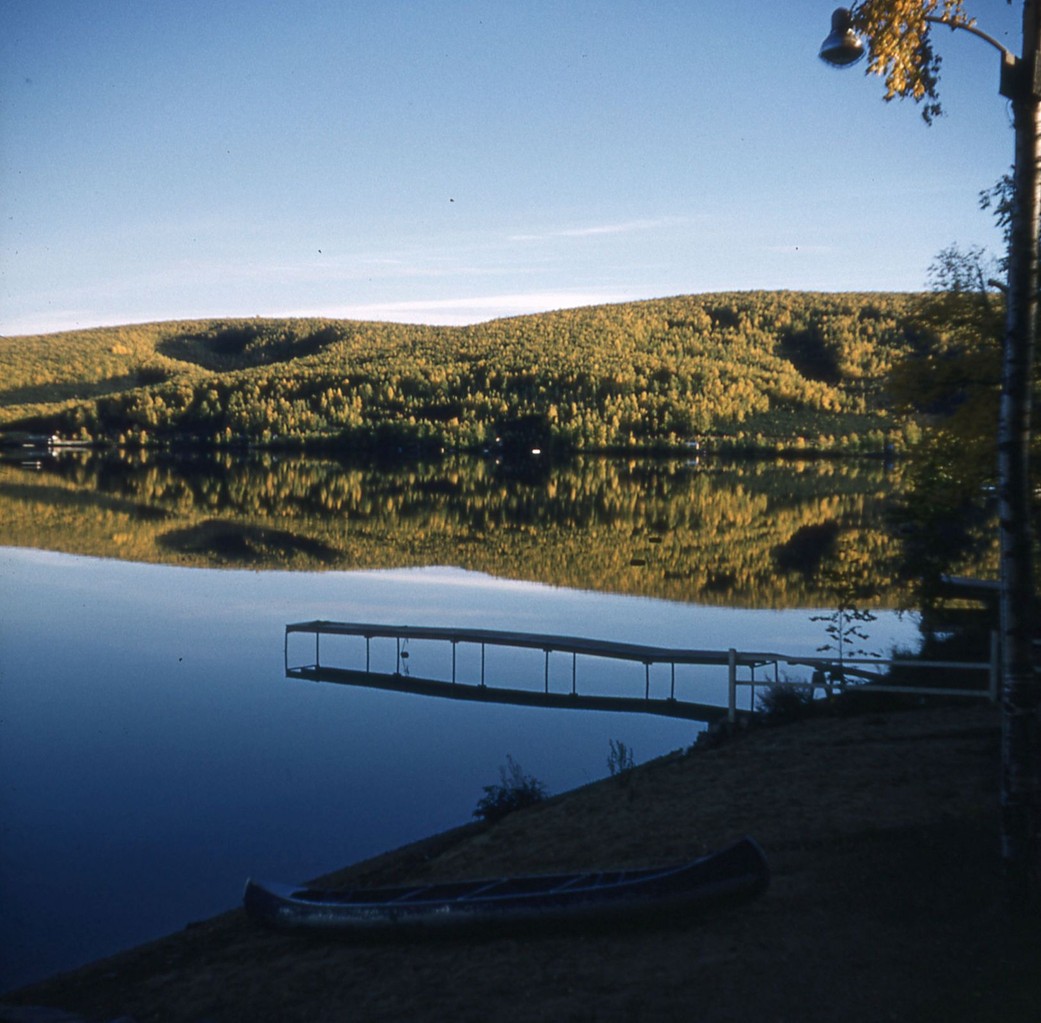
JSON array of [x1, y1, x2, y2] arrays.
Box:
[[0, 291, 929, 454]]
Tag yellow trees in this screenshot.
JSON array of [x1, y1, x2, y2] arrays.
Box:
[[1, 293, 928, 453]]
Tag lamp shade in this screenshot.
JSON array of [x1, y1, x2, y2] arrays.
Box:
[[819, 7, 865, 66]]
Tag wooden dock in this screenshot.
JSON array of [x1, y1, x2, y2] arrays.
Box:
[[284, 620, 998, 724], [286, 621, 779, 724]]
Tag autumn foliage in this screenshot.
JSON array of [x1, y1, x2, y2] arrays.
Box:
[[0, 292, 929, 455]]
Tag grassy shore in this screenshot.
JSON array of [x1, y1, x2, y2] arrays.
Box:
[[3, 702, 1038, 1023]]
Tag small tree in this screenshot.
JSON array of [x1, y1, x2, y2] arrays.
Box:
[[473, 756, 548, 824], [812, 602, 878, 667], [811, 535, 879, 678], [888, 244, 1005, 602], [607, 739, 636, 778]]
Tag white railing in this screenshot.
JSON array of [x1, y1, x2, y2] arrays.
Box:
[[725, 630, 1000, 722]]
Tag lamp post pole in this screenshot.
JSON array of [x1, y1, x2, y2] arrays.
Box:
[[997, 0, 1041, 906], [820, 3, 1041, 903]]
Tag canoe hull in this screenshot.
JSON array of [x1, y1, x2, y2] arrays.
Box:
[[243, 837, 768, 935]]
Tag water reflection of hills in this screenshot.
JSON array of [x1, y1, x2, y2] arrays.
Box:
[[0, 451, 910, 608]]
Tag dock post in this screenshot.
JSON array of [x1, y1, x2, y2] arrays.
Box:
[[544, 650, 550, 693], [572, 652, 577, 695], [452, 642, 457, 684], [989, 629, 1000, 702], [728, 648, 737, 723]]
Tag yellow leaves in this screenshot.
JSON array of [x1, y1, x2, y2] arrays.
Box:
[[853, 0, 975, 121], [1, 294, 924, 454]]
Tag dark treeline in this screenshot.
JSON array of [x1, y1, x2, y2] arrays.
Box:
[[0, 292, 928, 455]]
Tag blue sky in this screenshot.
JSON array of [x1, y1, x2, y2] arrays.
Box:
[[0, 1, 1022, 336]]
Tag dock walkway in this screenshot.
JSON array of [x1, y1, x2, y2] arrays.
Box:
[[286, 620, 780, 722], [285, 620, 997, 723]]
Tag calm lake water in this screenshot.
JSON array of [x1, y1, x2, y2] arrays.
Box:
[[0, 453, 929, 991], [0, 548, 921, 992]]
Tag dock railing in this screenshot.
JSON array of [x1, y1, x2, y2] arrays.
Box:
[[735, 628, 1001, 720], [285, 621, 1000, 724]]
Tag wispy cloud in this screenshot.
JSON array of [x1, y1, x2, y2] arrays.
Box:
[[508, 217, 687, 243], [292, 289, 646, 325]]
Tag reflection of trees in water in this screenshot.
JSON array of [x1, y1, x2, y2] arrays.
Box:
[[0, 451, 937, 607], [157, 520, 341, 564]]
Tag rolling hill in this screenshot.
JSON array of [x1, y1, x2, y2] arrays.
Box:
[[0, 291, 928, 454]]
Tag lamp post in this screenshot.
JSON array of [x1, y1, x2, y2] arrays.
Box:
[[819, 3, 1041, 903]]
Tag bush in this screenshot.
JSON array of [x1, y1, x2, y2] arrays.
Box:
[[756, 683, 816, 723], [473, 755, 548, 824]]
